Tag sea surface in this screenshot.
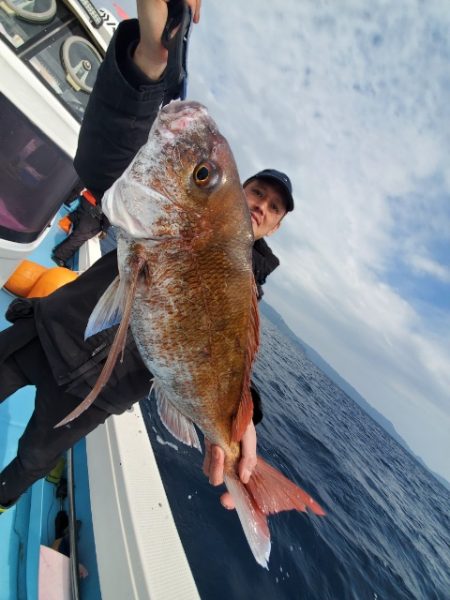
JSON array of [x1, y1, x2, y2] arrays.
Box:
[[141, 315, 450, 600]]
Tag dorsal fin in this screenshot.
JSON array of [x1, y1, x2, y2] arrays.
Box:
[[231, 278, 260, 442]]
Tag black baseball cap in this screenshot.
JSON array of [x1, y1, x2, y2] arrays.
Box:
[[243, 169, 294, 212]]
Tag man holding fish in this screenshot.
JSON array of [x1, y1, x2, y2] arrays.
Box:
[[0, 0, 324, 565]]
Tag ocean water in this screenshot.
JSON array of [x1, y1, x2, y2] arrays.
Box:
[[141, 315, 450, 600]]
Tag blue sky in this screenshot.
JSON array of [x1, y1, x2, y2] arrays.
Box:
[[384, 173, 450, 314], [103, 1, 450, 481]]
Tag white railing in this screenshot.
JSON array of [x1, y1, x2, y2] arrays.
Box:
[[86, 406, 200, 600]]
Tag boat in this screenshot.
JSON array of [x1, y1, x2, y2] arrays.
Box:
[[0, 1, 199, 597]]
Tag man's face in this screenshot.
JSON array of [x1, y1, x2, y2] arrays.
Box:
[[244, 179, 287, 240]]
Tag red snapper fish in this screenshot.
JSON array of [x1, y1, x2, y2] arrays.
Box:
[[58, 101, 325, 567]]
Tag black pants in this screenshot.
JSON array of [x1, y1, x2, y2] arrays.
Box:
[[0, 322, 110, 505], [52, 200, 109, 263]]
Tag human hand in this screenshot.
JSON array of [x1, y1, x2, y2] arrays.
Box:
[[203, 421, 257, 510], [134, 0, 201, 80]]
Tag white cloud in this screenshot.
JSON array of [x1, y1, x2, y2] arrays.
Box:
[[408, 255, 450, 283]]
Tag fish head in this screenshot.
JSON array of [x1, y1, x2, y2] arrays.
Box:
[[102, 100, 253, 249]]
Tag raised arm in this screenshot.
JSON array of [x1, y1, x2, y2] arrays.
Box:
[[74, 0, 201, 199], [134, 0, 200, 81]]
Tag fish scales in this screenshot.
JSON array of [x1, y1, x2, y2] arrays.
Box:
[[132, 239, 254, 448]]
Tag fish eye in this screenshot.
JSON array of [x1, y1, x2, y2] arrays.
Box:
[[193, 162, 218, 187]]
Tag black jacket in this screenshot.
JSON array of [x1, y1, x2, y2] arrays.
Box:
[[74, 20, 166, 200], [253, 239, 280, 300], [26, 20, 280, 414]]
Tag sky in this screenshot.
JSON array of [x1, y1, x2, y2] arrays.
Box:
[[105, 1, 450, 482]]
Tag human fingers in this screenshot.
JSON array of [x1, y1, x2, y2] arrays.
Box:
[[135, 0, 170, 78], [186, 0, 201, 23], [138, 0, 169, 42], [238, 421, 257, 484], [205, 443, 225, 486], [219, 422, 258, 509], [220, 491, 235, 510], [164, 0, 201, 28]]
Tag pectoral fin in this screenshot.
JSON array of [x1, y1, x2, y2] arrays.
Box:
[[152, 379, 202, 451], [55, 255, 147, 428], [85, 275, 127, 338]]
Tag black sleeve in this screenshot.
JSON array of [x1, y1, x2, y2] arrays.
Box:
[[74, 19, 166, 199], [252, 239, 280, 300], [250, 381, 263, 424]]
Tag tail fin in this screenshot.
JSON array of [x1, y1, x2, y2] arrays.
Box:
[[246, 457, 326, 517], [224, 457, 325, 568], [224, 474, 271, 569]]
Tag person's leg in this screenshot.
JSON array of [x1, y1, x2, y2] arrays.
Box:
[[0, 348, 30, 508], [0, 397, 109, 505], [0, 354, 30, 404], [0, 321, 37, 403], [0, 336, 110, 505]]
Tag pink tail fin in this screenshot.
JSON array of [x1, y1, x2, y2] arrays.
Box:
[[224, 474, 271, 569], [224, 457, 325, 568], [247, 457, 326, 516]]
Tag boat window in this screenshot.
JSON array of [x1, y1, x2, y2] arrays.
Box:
[[24, 22, 101, 122], [0, 0, 70, 50], [0, 93, 78, 244], [4, 0, 56, 24]]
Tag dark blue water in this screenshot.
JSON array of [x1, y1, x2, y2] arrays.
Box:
[[141, 315, 450, 600]]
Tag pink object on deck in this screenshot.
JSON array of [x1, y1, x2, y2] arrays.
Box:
[[38, 545, 71, 600]]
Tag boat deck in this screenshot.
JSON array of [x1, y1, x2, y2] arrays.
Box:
[[0, 211, 101, 600]]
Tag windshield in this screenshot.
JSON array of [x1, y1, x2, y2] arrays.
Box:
[[0, 2, 102, 122], [0, 93, 78, 243], [26, 22, 102, 121], [0, 0, 69, 49]]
